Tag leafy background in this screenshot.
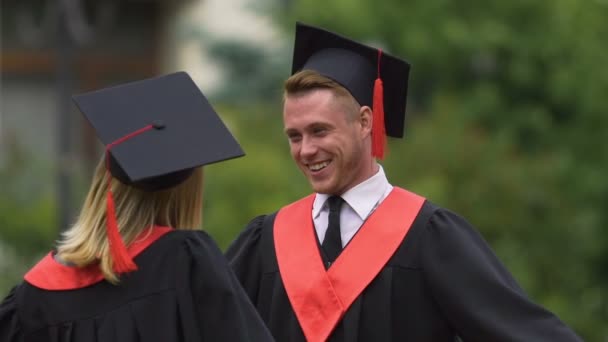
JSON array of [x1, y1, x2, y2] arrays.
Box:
[[1, 0, 607, 340]]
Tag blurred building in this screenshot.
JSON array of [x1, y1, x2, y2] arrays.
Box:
[[1, 0, 172, 167], [0, 0, 280, 228]]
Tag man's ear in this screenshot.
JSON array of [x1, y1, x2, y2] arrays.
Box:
[[359, 105, 373, 138]]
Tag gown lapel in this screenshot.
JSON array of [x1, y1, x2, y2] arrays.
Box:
[[25, 226, 173, 290], [274, 187, 425, 341]]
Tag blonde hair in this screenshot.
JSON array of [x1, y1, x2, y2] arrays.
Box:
[[56, 159, 203, 283], [284, 70, 361, 119]]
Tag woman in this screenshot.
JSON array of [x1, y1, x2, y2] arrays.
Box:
[[0, 72, 273, 341]]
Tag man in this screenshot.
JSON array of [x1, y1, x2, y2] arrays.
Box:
[[226, 22, 582, 341]]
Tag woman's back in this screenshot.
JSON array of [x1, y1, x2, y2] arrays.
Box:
[[1, 229, 272, 341]]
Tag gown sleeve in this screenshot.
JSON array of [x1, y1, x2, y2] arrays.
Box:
[[224, 215, 267, 303], [420, 208, 583, 342], [183, 230, 273, 341], [0, 285, 23, 342]]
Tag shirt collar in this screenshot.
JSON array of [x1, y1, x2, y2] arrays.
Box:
[[313, 165, 392, 220]]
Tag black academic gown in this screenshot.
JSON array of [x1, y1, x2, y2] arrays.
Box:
[[0, 230, 274, 342], [226, 199, 582, 342]]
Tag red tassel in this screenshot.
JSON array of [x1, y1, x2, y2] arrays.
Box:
[[372, 49, 386, 159], [102, 124, 153, 275], [372, 77, 386, 159], [106, 187, 138, 273]]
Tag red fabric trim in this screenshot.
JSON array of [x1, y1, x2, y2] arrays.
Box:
[[274, 188, 425, 341], [275, 194, 343, 342], [24, 226, 173, 291], [372, 49, 386, 159], [104, 124, 154, 273]]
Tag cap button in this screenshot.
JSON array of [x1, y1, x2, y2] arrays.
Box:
[[152, 120, 165, 129]]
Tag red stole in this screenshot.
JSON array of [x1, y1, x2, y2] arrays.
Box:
[[24, 226, 173, 290], [274, 187, 425, 342]]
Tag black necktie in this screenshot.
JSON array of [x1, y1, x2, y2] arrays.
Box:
[[322, 195, 344, 265]]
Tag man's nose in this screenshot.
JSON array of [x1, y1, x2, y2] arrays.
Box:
[[300, 136, 318, 158]]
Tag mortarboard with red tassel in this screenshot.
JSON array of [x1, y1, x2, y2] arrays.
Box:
[[72, 72, 245, 274], [291, 22, 411, 160]]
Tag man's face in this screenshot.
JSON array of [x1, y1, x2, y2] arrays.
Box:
[[283, 89, 373, 195]]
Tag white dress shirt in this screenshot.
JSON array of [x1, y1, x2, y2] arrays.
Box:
[[313, 165, 393, 247]]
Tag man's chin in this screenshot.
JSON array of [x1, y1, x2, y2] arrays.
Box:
[[309, 182, 334, 194]]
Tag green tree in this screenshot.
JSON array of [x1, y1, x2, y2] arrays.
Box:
[[0, 142, 57, 293]]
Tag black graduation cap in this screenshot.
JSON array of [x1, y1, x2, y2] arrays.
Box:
[[291, 22, 411, 158], [73, 71, 245, 192], [72, 71, 245, 274]]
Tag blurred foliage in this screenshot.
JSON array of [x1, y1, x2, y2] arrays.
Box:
[[1, 0, 607, 340], [0, 142, 56, 292], [208, 40, 290, 105]]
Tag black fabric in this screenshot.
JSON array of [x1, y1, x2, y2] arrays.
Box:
[[322, 196, 344, 266], [107, 153, 196, 192], [226, 200, 583, 342], [0, 231, 273, 342], [73, 72, 245, 191]]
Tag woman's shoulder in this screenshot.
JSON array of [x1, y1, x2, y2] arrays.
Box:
[[0, 285, 23, 341], [150, 228, 212, 246], [152, 229, 224, 260]]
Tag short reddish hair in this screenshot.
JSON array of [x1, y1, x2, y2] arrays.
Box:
[[284, 70, 360, 117]]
